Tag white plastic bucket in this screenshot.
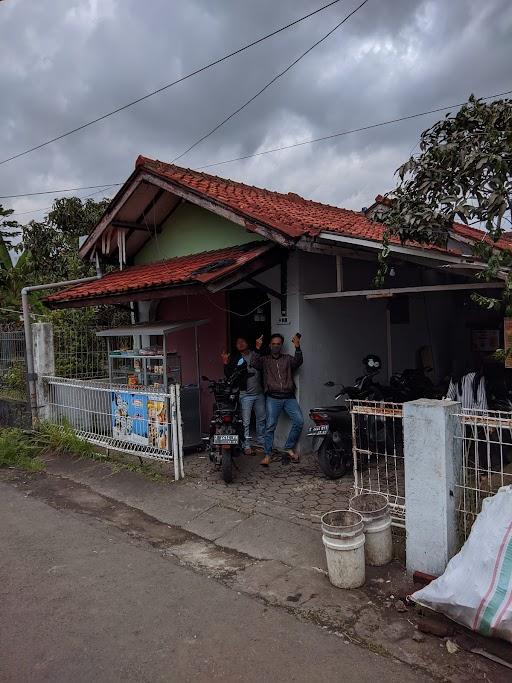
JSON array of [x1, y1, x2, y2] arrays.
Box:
[[349, 493, 392, 567], [321, 510, 365, 589]]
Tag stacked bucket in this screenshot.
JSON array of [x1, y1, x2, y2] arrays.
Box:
[[321, 493, 392, 589]]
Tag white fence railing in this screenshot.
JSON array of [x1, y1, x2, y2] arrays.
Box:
[[455, 407, 512, 542], [45, 376, 184, 480], [351, 400, 405, 526]]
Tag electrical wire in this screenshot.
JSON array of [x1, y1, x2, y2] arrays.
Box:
[[3, 87, 511, 201], [171, 0, 369, 163], [0, 183, 121, 200], [197, 88, 512, 169], [204, 293, 272, 318], [8, 186, 119, 219], [0, 0, 343, 167]]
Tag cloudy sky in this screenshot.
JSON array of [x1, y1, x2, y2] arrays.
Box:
[[1, 0, 511, 221]]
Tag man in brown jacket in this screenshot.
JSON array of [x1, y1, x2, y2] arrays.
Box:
[[252, 333, 304, 467]]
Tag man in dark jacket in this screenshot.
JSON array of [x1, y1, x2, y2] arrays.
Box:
[[221, 337, 265, 455], [253, 333, 304, 467]]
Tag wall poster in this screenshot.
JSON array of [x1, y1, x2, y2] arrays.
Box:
[[112, 391, 168, 450]]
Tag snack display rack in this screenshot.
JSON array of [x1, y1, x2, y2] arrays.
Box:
[[96, 320, 208, 449]]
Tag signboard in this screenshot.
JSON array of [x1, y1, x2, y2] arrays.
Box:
[[470, 329, 500, 354], [505, 318, 512, 369], [112, 391, 168, 449]]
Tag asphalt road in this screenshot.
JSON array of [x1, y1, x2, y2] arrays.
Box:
[[0, 483, 429, 682]]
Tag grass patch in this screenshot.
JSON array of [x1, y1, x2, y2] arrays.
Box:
[[0, 422, 93, 473], [0, 429, 45, 472], [0, 421, 169, 482], [35, 422, 95, 458]]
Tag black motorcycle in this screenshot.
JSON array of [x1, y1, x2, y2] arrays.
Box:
[[308, 355, 393, 479], [202, 367, 246, 483], [388, 367, 439, 402]]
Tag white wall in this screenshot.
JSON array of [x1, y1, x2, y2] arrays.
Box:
[[258, 251, 389, 453]]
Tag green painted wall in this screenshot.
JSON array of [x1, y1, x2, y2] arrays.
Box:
[[135, 202, 264, 264]]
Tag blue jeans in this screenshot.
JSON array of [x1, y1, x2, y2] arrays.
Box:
[[264, 397, 304, 455], [240, 393, 266, 449]]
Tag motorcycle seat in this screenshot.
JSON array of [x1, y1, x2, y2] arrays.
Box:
[[311, 405, 348, 413]]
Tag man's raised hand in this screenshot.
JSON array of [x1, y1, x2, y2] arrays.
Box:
[[255, 335, 264, 350], [292, 334, 301, 348], [221, 350, 230, 365]]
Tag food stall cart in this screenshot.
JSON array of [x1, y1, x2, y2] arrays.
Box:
[[96, 320, 208, 450]]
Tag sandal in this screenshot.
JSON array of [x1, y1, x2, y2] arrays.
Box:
[[260, 455, 270, 467], [287, 450, 300, 463]]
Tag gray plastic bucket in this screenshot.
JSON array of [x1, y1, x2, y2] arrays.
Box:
[[321, 510, 365, 589], [349, 493, 392, 566]]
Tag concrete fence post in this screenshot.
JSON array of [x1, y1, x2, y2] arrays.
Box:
[[32, 322, 55, 422], [403, 398, 462, 576]]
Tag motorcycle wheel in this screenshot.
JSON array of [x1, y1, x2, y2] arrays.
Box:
[[222, 448, 233, 484], [318, 435, 349, 479]]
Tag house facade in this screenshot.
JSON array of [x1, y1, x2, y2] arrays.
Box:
[[46, 155, 508, 449]]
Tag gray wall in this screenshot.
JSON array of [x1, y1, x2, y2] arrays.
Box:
[[257, 251, 389, 452], [241, 250, 500, 454]]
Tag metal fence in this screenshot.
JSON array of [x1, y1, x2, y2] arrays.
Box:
[[0, 328, 28, 402], [455, 407, 512, 542], [53, 324, 111, 380], [351, 400, 405, 526], [45, 376, 184, 480]]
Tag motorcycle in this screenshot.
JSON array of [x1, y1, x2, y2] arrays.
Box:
[[202, 366, 247, 484], [388, 367, 439, 402], [308, 354, 394, 479]]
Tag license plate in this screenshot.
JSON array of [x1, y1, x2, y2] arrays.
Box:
[[308, 425, 329, 436], [212, 434, 239, 445]]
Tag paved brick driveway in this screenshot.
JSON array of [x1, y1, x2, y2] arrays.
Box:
[[183, 450, 354, 528]]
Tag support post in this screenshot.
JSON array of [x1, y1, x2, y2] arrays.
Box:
[[335, 255, 343, 292], [403, 399, 462, 576], [32, 322, 55, 423]]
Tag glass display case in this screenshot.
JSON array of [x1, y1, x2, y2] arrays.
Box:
[[96, 320, 207, 449], [97, 321, 204, 391]]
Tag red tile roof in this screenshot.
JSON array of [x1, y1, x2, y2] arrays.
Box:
[[372, 195, 512, 253], [47, 242, 272, 305], [451, 222, 512, 252], [137, 157, 509, 255], [137, 155, 394, 243]]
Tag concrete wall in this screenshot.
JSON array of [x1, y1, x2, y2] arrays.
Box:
[[389, 292, 454, 382], [298, 253, 389, 450], [254, 251, 390, 452], [157, 293, 228, 431], [135, 202, 264, 265], [0, 397, 30, 429]]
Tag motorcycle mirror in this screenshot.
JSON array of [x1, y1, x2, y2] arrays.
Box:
[[324, 381, 335, 387]]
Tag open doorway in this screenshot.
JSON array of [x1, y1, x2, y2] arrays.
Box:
[[227, 289, 271, 352]]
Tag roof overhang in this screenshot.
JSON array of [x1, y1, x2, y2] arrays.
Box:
[[314, 231, 479, 267], [46, 242, 285, 310], [79, 168, 296, 264]]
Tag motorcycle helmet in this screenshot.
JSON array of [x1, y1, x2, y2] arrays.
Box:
[[363, 354, 382, 374]]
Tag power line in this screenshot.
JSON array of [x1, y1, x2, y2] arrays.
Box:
[[197, 87, 512, 169], [0, 183, 121, 200], [171, 0, 369, 163], [0, 0, 343, 167], [8, 186, 119, 219], [3, 87, 511, 201]]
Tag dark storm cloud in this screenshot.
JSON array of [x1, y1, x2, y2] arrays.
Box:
[[1, 0, 511, 217]]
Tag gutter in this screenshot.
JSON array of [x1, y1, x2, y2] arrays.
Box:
[[22, 274, 101, 427]]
